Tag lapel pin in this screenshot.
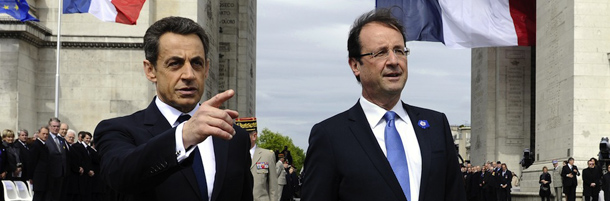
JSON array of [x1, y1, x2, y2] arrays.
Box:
[[418, 120, 430, 129]]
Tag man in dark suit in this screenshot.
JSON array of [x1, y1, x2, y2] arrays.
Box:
[[300, 8, 466, 201], [93, 16, 253, 201], [46, 117, 68, 201], [561, 157, 580, 201], [72, 131, 93, 201], [29, 126, 50, 201], [14, 129, 31, 183], [582, 159, 601, 201]]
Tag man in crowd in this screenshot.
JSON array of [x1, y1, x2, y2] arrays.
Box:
[[59, 123, 69, 138], [561, 157, 579, 201], [236, 117, 278, 201], [582, 158, 601, 201], [93, 16, 252, 201], [30, 126, 50, 201], [47, 118, 68, 201], [301, 8, 465, 201], [64, 129, 81, 201], [276, 155, 286, 201], [551, 160, 562, 201], [14, 129, 30, 183]]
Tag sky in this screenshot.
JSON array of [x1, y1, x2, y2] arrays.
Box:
[[256, 0, 472, 150]]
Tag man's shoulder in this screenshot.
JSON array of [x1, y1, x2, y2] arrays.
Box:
[[403, 103, 445, 117], [314, 104, 358, 127]]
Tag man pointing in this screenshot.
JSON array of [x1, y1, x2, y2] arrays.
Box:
[[94, 16, 253, 201]]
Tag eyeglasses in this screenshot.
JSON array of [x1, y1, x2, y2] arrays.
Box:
[[358, 47, 410, 59]]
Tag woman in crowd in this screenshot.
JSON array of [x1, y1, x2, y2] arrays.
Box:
[[2, 129, 21, 181], [539, 166, 552, 201]]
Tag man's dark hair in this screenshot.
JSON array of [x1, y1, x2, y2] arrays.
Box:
[[143, 16, 210, 67], [78, 131, 92, 139], [19, 129, 28, 135], [48, 117, 61, 125], [38, 126, 48, 133], [347, 8, 407, 78]]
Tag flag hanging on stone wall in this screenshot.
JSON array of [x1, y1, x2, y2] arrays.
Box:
[[63, 0, 146, 25], [0, 0, 39, 22], [376, 0, 536, 49]]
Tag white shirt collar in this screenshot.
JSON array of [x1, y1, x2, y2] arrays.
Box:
[[155, 96, 199, 127], [359, 96, 409, 128], [250, 144, 257, 159]]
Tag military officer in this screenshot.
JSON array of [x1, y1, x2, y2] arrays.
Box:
[[237, 117, 278, 201]]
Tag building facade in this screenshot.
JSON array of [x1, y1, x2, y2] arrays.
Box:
[[0, 0, 256, 133], [471, 0, 610, 198]]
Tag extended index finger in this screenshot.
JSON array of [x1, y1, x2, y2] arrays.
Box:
[[202, 89, 235, 108]]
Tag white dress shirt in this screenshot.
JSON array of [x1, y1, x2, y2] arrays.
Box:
[[250, 144, 257, 160], [360, 97, 421, 201], [156, 97, 215, 200]]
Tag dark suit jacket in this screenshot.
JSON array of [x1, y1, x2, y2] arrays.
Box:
[[93, 99, 253, 201], [582, 167, 602, 196], [301, 101, 466, 201], [70, 142, 92, 195], [539, 172, 551, 188], [561, 165, 579, 187], [13, 140, 31, 181], [499, 170, 513, 189], [45, 134, 67, 178], [29, 139, 49, 191]]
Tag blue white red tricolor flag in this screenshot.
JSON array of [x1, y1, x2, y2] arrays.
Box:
[[63, 0, 145, 25], [376, 0, 536, 49]]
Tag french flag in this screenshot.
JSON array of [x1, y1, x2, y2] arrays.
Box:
[[376, 0, 536, 49], [63, 0, 146, 25]]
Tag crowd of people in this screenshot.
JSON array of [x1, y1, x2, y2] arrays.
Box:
[[0, 117, 102, 201], [461, 161, 516, 201], [462, 158, 610, 201], [541, 157, 610, 201]]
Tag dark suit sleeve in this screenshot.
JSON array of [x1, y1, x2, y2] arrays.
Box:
[[27, 143, 40, 180], [301, 123, 339, 201], [94, 119, 186, 193], [440, 114, 468, 201], [241, 129, 254, 201]]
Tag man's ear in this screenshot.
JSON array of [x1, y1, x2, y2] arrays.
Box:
[[143, 60, 157, 83], [348, 57, 361, 78], [204, 58, 210, 80]]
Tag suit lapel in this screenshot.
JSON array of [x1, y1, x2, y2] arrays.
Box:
[[142, 99, 172, 137], [180, 156, 204, 200], [211, 136, 229, 201], [347, 102, 407, 201], [403, 102, 431, 201]]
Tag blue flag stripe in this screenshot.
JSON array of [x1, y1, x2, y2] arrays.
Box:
[[63, 0, 91, 14], [376, 0, 444, 43]]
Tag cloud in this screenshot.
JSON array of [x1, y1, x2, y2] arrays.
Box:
[[256, 0, 471, 150]]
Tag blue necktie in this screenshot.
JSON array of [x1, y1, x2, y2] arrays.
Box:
[[384, 111, 411, 200], [176, 114, 209, 201]]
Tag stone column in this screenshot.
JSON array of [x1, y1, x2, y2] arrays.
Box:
[[471, 46, 532, 177]]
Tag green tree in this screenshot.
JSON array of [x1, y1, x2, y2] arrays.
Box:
[[257, 128, 305, 172]]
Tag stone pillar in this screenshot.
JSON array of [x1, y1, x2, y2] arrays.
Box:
[[0, 20, 48, 134], [219, 0, 256, 117], [471, 46, 532, 176]]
